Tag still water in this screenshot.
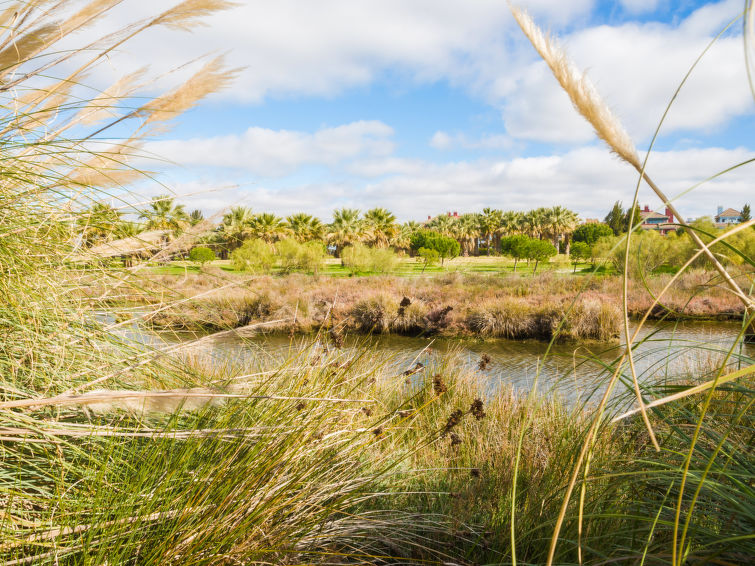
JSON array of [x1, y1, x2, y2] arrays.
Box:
[[148, 320, 754, 404]]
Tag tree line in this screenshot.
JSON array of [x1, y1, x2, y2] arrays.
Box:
[[78, 197, 582, 258]]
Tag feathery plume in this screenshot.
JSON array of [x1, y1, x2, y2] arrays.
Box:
[[0, 23, 58, 77], [67, 138, 145, 189], [0, 5, 20, 31], [59, 0, 122, 37], [77, 67, 148, 126], [509, 5, 641, 169], [141, 55, 238, 124], [152, 0, 238, 31]]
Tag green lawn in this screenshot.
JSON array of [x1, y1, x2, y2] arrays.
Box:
[[146, 255, 607, 277]]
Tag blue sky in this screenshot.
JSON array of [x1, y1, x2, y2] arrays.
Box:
[[114, 0, 753, 222]]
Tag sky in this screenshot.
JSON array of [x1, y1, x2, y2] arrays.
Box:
[[109, 0, 753, 223]]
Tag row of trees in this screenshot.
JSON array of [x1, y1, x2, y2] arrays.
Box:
[[78, 198, 582, 258]]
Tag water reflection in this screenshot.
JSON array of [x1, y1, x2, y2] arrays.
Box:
[[139, 320, 754, 405]]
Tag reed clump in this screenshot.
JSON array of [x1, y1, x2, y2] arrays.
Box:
[[109, 270, 744, 341]]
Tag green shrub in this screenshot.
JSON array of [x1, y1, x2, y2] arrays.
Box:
[[276, 238, 301, 273], [188, 246, 215, 266], [369, 247, 399, 272], [570, 241, 590, 272], [231, 239, 275, 273], [341, 243, 372, 274], [341, 243, 398, 274], [276, 238, 326, 274], [417, 247, 439, 271], [573, 222, 613, 245], [500, 234, 531, 271], [409, 230, 460, 264], [524, 239, 557, 274]]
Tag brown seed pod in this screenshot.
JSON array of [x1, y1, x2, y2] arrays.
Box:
[[470, 398, 486, 420]]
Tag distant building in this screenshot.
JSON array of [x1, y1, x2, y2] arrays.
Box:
[[639, 205, 676, 235], [582, 218, 600, 224], [714, 206, 742, 226]]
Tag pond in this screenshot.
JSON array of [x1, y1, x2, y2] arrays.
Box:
[[138, 319, 754, 406]]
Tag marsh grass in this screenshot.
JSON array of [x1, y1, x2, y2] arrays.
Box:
[[511, 4, 755, 564], [2, 1, 754, 564]]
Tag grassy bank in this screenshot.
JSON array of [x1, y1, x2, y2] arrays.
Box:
[[88, 269, 748, 342], [3, 2, 753, 563]]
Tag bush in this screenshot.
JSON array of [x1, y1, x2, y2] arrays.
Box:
[[341, 243, 372, 273], [570, 241, 590, 272], [417, 247, 439, 270], [188, 246, 215, 266], [299, 241, 328, 273], [277, 239, 326, 274], [500, 234, 532, 271], [342, 243, 398, 274], [573, 223, 613, 245], [231, 239, 275, 273], [409, 230, 460, 264], [524, 239, 557, 274]]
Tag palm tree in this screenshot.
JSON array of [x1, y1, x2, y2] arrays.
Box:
[[327, 208, 364, 257], [428, 214, 455, 237], [363, 207, 398, 248], [522, 207, 547, 240], [286, 213, 325, 242], [139, 195, 189, 232], [494, 210, 525, 253], [78, 202, 123, 245], [117, 221, 141, 238], [481, 208, 503, 254], [543, 206, 579, 253], [391, 222, 417, 253], [189, 209, 204, 226], [454, 213, 481, 256], [249, 212, 289, 243], [219, 206, 254, 251]]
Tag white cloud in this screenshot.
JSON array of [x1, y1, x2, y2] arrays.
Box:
[[70, 0, 752, 149], [357, 146, 754, 221], [143, 121, 394, 176], [152, 145, 754, 222], [81, 0, 594, 102], [430, 131, 453, 150], [500, 0, 752, 144], [430, 131, 513, 150]]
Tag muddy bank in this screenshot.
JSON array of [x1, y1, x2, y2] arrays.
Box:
[[97, 270, 747, 342]]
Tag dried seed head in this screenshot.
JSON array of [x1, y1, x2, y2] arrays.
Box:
[[403, 362, 424, 376], [295, 401, 306, 411], [329, 328, 344, 348], [470, 398, 486, 421], [443, 409, 464, 436], [361, 406, 373, 417], [372, 426, 384, 437], [397, 296, 412, 317], [433, 374, 448, 395], [397, 410, 412, 418], [470, 468, 481, 478], [478, 353, 492, 371], [450, 432, 462, 446], [510, 5, 641, 169]]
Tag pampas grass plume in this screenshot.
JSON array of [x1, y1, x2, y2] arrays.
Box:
[[509, 4, 641, 169]]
